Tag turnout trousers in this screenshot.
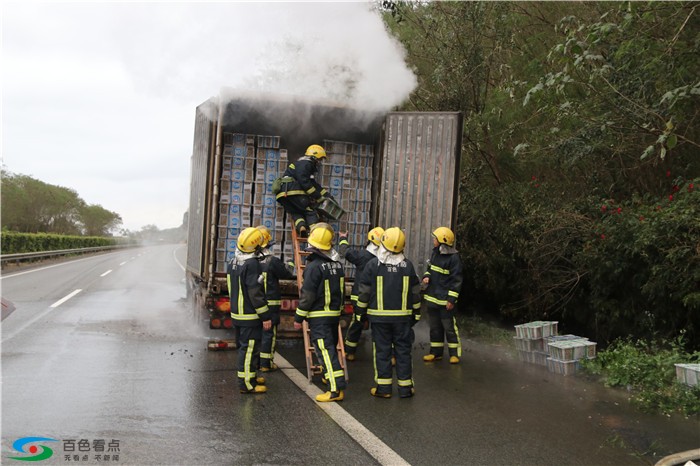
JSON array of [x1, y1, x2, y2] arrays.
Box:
[[260, 306, 280, 369], [426, 303, 462, 358], [277, 195, 319, 232], [371, 320, 414, 397], [310, 323, 347, 393], [235, 324, 263, 391], [344, 310, 368, 355]]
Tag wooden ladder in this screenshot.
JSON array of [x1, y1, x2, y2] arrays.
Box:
[[290, 227, 348, 383]]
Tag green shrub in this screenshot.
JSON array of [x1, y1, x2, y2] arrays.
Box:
[[0, 231, 122, 254], [580, 337, 700, 417]]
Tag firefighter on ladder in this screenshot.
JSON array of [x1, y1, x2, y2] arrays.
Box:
[[228, 227, 272, 394], [422, 227, 464, 364], [293, 223, 347, 402], [356, 227, 422, 398], [337, 226, 384, 361], [256, 225, 295, 372], [275, 144, 333, 237]]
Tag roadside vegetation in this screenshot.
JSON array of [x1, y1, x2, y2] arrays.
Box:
[[380, 1, 699, 417]]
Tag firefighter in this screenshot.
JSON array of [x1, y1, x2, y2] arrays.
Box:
[[422, 226, 464, 364], [337, 227, 384, 361], [356, 227, 421, 398], [275, 144, 332, 237], [228, 227, 272, 394], [256, 225, 295, 372], [293, 223, 347, 402]]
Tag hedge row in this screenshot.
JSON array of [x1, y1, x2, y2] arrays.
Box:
[[0, 231, 124, 254]]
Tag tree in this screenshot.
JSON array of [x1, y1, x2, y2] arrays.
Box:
[[80, 204, 122, 236]]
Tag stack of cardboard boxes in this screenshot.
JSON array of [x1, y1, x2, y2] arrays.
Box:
[[214, 134, 375, 280]]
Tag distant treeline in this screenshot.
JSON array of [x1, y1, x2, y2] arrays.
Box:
[[1, 171, 123, 236]]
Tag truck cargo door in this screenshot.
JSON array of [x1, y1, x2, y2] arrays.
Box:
[[376, 111, 462, 274]]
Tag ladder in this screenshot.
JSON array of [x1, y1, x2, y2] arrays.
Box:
[[290, 227, 348, 383]]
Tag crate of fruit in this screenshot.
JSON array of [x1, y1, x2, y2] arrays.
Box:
[[514, 321, 558, 339]]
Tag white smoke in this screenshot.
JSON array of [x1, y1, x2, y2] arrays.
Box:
[[115, 2, 417, 112]]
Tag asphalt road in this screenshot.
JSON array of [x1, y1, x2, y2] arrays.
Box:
[[1, 245, 698, 465]]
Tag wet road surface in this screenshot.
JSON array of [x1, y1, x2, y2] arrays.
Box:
[[2, 245, 697, 465]]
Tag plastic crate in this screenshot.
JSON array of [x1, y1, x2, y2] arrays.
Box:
[[675, 363, 700, 387]]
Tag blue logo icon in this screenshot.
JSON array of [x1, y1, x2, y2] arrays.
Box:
[[8, 437, 58, 461]]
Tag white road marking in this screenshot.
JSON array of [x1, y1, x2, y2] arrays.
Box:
[[1, 256, 98, 279], [100, 270, 113, 277], [119, 261, 128, 266], [274, 353, 410, 466], [50, 289, 82, 308], [173, 245, 186, 272]]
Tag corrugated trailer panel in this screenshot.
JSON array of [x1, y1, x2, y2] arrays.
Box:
[[186, 103, 216, 276], [377, 112, 462, 274]]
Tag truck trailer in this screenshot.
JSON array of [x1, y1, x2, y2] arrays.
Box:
[[186, 90, 462, 334]]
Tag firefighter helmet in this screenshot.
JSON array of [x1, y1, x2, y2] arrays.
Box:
[[381, 227, 405, 253], [237, 227, 264, 253], [432, 226, 455, 246], [367, 227, 385, 246], [307, 222, 334, 250], [305, 144, 327, 159], [256, 225, 272, 248]]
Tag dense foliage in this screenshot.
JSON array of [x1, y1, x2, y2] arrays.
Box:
[[580, 337, 700, 416], [383, 2, 700, 348], [1, 171, 122, 236]]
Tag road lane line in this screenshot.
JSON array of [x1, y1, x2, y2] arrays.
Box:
[[50, 289, 82, 308], [119, 261, 128, 266], [1, 256, 102, 279], [173, 246, 186, 272], [100, 270, 113, 277], [274, 354, 410, 466], [3, 289, 84, 342]]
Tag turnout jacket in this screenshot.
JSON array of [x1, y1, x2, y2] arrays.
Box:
[[356, 256, 422, 324], [423, 245, 463, 307], [294, 251, 345, 326], [227, 252, 270, 326], [275, 156, 328, 201], [338, 240, 377, 303], [259, 251, 295, 307]]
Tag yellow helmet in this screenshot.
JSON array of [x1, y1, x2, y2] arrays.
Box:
[[307, 222, 334, 250], [381, 227, 405, 253], [256, 225, 272, 248], [367, 227, 385, 246], [237, 227, 264, 253], [432, 226, 455, 246], [305, 144, 327, 160]]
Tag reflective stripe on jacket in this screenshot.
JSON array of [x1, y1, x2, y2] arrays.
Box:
[[275, 156, 328, 200], [227, 256, 270, 326], [423, 247, 463, 306], [356, 257, 421, 324], [295, 252, 345, 326]]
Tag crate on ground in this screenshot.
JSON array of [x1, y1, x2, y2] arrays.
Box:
[[514, 337, 545, 353], [547, 357, 582, 376], [548, 340, 597, 361], [517, 350, 548, 366], [544, 334, 588, 354], [514, 321, 559, 339], [675, 363, 700, 387]]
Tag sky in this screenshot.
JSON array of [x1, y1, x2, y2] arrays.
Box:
[[2, 1, 417, 232]]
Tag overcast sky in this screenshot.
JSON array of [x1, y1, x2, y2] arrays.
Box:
[[2, 1, 416, 232]]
